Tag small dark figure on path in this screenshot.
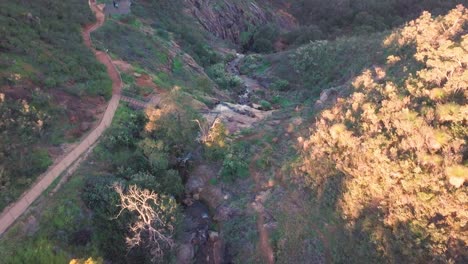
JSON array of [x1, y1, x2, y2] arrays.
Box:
[[113, 1, 119, 8]]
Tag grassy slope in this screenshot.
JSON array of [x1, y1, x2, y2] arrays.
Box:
[[0, 107, 134, 264], [0, 0, 111, 211]]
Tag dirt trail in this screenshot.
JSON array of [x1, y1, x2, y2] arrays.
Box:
[[250, 152, 275, 264], [0, 0, 122, 236], [227, 53, 276, 263], [242, 132, 275, 264]]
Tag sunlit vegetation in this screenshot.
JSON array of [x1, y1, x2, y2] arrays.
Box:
[[299, 6, 467, 262]]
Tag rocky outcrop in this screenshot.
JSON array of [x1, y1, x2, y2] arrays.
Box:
[[186, 0, 297, 44], [186, 0, 267, 43]]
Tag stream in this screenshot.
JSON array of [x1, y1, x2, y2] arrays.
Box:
[[227, 53, 266, 105], [178, 53, 271, 264]]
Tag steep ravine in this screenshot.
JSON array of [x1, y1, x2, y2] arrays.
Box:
[[177, 52, 275, 263]]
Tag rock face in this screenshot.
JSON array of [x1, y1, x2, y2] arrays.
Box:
[[186, 0, 297, 44], [203, 102, 273, 134], [187, 0, 268, 43]]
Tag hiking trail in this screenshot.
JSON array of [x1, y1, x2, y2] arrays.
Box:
[[0, 0, 123, 236]]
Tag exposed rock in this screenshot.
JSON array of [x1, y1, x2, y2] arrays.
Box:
[[199, 184, 225, 209], [263, 221, 278, 231], [203, 102, 273, 134], [79, 122, 91, 132], [177, 243, 195, 264], [183, 197, 195, 206], [24, 215, 39, 235], [209, 231, 219, 241], [255, 189, 272, 204], [26, 12, 40, 25], [314, 87, 341, 109], [213, 205, 236, 221], [252, 103, 261, 109], [207, 235, 225, 264], [251, 201, 265, 213], [186, 176, 205, 194], [187, 0, 267, 44], [186, 0, 297, 45]]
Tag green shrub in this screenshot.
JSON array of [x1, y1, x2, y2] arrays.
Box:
[[271, 95, 293, 108], [207, 63, 242, 90], [244, 24, 278, 53], [30, 149, 52, 174], [252, 38, 274, 53], [259, 100, 272, 110], [220, 143, 250, 182], [270, 79, 289, 91]]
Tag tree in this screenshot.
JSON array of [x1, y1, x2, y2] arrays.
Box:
[[115, 185, 178, 262]]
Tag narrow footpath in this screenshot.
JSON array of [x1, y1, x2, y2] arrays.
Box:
[[0, 0, 122, 236]]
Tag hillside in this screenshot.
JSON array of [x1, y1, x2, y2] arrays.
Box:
[[0, 0, 466, 264], [0, 0, 111, 211]]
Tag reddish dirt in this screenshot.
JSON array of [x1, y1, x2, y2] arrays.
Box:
[[82, 0, 122, 94], [250, 152, 275, 264], [135, 74, 165, 93]]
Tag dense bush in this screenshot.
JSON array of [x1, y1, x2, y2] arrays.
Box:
[[82, 103, 190, 262], [207, 63, 242, 90], [270, 79, 290, 91], [80, 87, 204, 260], [244, 24, 279, 53], [300, 7, 467, 262], [285, 0, 460, 40], [220, 142, 250, 182]]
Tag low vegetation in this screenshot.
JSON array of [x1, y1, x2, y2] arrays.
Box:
[[0, 0, 111, 210]]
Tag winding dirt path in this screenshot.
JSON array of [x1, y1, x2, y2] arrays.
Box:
[[0, 0, 122, 236]]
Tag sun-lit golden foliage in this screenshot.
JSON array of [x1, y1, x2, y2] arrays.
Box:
[[301, 5, 467, 262], [69, 257, 103, 264]]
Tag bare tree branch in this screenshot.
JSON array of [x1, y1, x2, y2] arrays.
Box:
[[114, 184, 177, 262]]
